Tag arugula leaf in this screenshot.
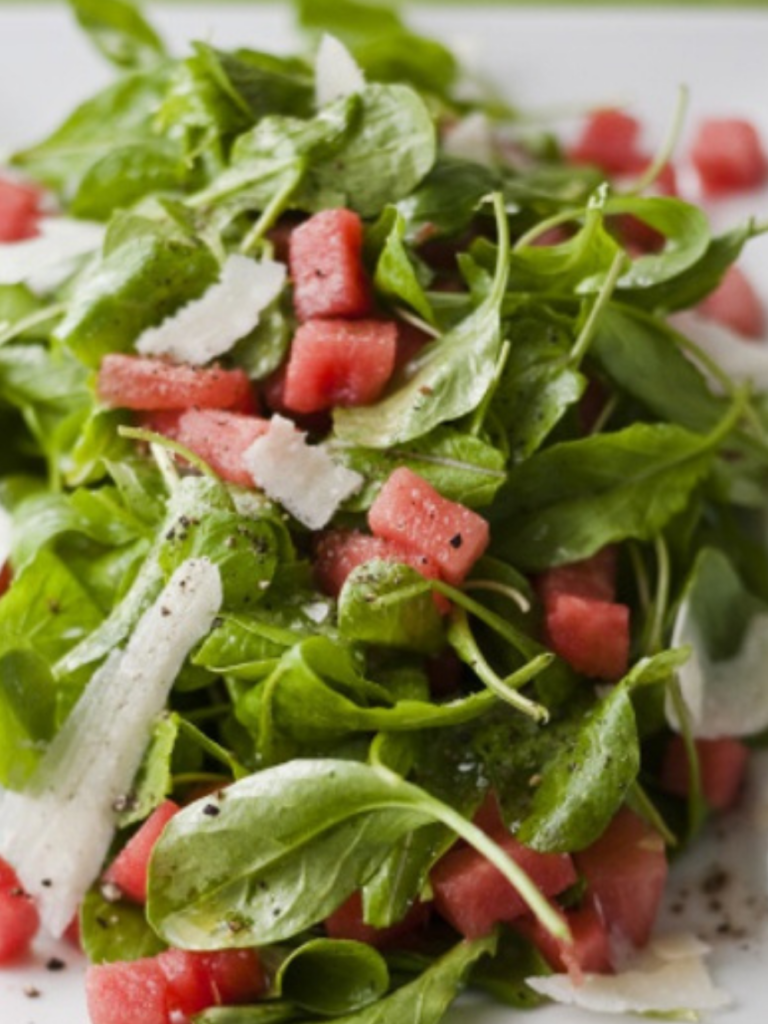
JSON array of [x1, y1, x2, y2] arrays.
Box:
[[80, 887, 166, 964], [372, 209, 435, 323], [12, 63, 176, 196], [338, 561, 445, 654], [56, 215, 219, 366], [335, 425, 506, 511], [68, 0, 165, 70], [193, 1007, 297, 1024], [397, 157, 500, 241], [334, 194, 509, 447], [469, 927, 550, 1008], [0, 650, 57, 789], [273, 938, 389, 1015], [116, 712, 179, 827], [492, 404, 742, 571], [590, 304, 726, 432], [148, 759, 566, 949]]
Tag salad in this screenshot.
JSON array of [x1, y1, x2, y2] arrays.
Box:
[[1, 1, 768, 1022]]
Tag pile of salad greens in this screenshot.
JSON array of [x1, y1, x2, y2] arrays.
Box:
[[1, 0, 768, 1020]]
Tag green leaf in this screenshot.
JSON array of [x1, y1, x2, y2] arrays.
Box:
[[492, 409, 739, 570], [338, 561, 445, 654], [68, 0, 165, 70], [80, 887, 166, 964], [116, 713, 179, 827], [274, 938, 389, 1015], [373, 209, 435, 323], [148, 759, 565, 949], [56, 215, 219, 366], [334, 194, 509, 448], [396, 157, 500, 241], [192, 1007, 297, 1024], [0, 549, 103, 666], [591, 303, 726, 432], [0, 650, 57, 789], [12, 63, 176, 196], [334, 425, 506, 511], [70, 141, 186, 220], [326, 935, 496, 1024], [469, 927, 550, 1008]]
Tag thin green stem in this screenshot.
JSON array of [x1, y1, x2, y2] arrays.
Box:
[[647, 534, 671, 656], [240, 165, 304, 256], [568, 250, 625, 368], [588, 392, 619, 435], [629, 781, 677, 847], [623, 85, 689, 196], [462, 578, 531, 614], [0, 301, 67, 347], [513, 206, 582, 251], [467, 340, 510, 437], [667, 675, 706, 839], [628, 542, 652, 619]]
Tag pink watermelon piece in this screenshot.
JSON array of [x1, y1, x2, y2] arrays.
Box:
[[661, 735, 749, 812], [544, 592, 630, 681], [103, 800, 180, 905], [368, 468, 490, 586], [98, 355, 254, 412], [575, 807, 668, 951], [173, 409, 269, 487], [0, 856, 40, 963], [698, 265, 765, 339], [0, 176, 42, 242], [289, 208, 372, 321], [536, 547, 618, 604], [325, 891, 430, 950], [515, 902, 613, 982], [282, 318, 397, 413], [691, 118, 768, 195], [86, 958, 170, 1024], [568, 109, 643, 176]]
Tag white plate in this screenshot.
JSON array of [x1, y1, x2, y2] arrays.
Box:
[[1, 4, 768, 1022]]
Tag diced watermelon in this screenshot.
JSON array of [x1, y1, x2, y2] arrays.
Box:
[[98, 355, 254, 412], [313, 528, 449, 614], [430, 834, 577, 940], [103, 800, 180, 904], [325, 891, 430, 950], [172, 409, 270, 487], [289, 208, 372, 321], [282, 318, 397, 413], [157, 949, 215, 1017], [543, 592, 629, 681], [536, 548, 618, 604], [698, 265, 765, 339], [515, 903, 612, 983], [660, 735, 749, 812], [199, 949, 265, 1005], [0, 176, 42, 242], [86, 958, 170, 1024], [574, 807, 668, 952], [690, 118, 768, 194], [368, 468, 490, 586], [0, 561, 10, 597], [0, 857, 40, 963], [568, 109, 643, 176], [394, 320, 431, 371]]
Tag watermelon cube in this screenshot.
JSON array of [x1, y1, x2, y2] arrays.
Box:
[[0, 176, 42, 242], [289, 208, 372, 321], [661, 735, 749, 812], [198, 949, 265, 1005], [103, 800, 180, 904], [515, 903, 612, 982], [368, 468, 490, 586], [86, 959, 170, 1024], [172, 409, 270, 487], [282, 318, 397, 413], [325, 891, 430, 950], [157, 949, 215, 1017], [574, 807, 667, 951], [544, 592, 629, 681], [0, 857, 40, 963], [691, 118, 768, 194], [698, 265, 765, 339], [536, 547, 618, 604], [568, 109, 643, 176], [431, 833, 577, 939], [98, 355, 254, 412]]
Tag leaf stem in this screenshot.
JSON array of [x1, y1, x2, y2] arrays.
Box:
[[622, 85, 689, 196], [240, 164, 304, 256], [0, 301, 67, 348], [466, 340, 511, 437], [462, 579, 531, 613], [629, 781, 677, 847], [667, 675, 706, 839], [647, 534, 671, 656], [513, 206, 582, 251], [568, 250, 626, 368]]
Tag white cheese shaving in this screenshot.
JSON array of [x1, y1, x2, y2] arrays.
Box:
[[315, 33, 365, 108], [667, 598, 768, 738], [0, 217, 104, 287], [0, 558, 222, 937], [242, 414, 364, 530], [0, 501, 11, 569], [526, 933, 731, 1015], [135, 254, 285, 366], [672, 311, 768, 391]]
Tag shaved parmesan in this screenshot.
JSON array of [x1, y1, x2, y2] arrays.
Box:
[[315, 34, 365, 108], [667, 596, 768, 738], [135, 254, 285, 366], [672, 311, 768, 391], [0, 217, 104, 287], [243, 414, 363, 530], [527, 933, 730, 1014], [0, 558, 222, 937]]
